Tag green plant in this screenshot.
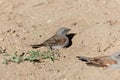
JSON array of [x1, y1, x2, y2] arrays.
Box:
[[2, 51, 25, 64], [2, 48, 59, 64], [25, 48, 59, 62]]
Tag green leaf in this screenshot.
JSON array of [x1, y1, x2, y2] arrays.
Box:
[[2, 53, 10, 56], [2, 59, 8, 64]]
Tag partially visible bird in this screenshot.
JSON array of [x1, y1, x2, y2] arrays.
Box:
[[30, 27, 71, 49], [77, 52, 120, 68]]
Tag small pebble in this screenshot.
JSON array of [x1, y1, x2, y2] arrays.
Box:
[[0, 38, 4, 41], [7, 29, 11, 33], [16, 34, 19, 37], [0, 47, 6, 53], [47, 19, 52, 24], [57, 69, 60, 72], [64, 78, 67, 80], [12, 30, 16, 33]]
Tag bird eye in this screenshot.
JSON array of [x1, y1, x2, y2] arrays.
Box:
[[64, 29, 69, 32], [64, 30, 67, 31]]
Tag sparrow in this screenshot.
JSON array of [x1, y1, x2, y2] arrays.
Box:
[[77, 52, 120, 68], [30, 27, 71, 49]]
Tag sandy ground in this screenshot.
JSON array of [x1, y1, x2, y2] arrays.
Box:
[[0, 0, 120, 80]]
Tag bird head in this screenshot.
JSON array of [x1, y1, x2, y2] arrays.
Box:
[[110, 52, 120, 61], [56, 27, 71, 35]]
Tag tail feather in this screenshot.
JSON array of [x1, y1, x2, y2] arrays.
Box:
[[30, 44, 44, 48], [76, 56, 91, 63]]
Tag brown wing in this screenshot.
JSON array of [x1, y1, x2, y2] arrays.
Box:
[[42, 35, 66, 46], [89, 56, 117, 67]]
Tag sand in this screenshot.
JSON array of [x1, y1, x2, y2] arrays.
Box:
[[0, 0, 120, 80]]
